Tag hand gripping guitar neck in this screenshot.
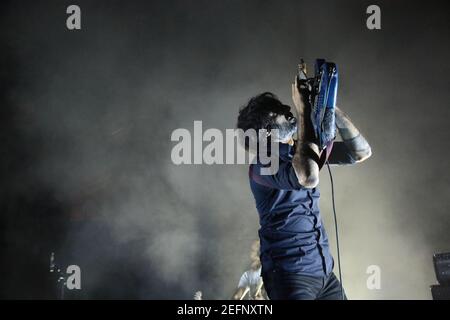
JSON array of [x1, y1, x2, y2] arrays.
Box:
[[297, 58, 338, 151]]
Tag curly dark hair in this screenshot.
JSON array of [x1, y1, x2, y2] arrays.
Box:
[[237, 92, 286, 131], [237, 92, 293, 150]]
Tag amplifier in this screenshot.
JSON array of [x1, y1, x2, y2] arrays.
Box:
[[433, 252, 450, 285], [430, 285, 450, 300]]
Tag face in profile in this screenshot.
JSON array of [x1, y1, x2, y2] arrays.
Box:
[[266, 107, 297, 143], [237, 92, 298, 146]]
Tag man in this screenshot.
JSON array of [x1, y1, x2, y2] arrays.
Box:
[[193, 240, 267, 300], [232, 240, 267, 300], [236, 77, 372, 300]]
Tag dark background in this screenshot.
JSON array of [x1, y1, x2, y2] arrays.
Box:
[[1, 0, 449, 299]]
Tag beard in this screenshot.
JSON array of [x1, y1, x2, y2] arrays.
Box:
[[271, 121, 297, 142]]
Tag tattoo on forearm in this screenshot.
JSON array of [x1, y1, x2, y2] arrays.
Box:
[[335, 109, 372, 160], [344, 133, 370, 153]]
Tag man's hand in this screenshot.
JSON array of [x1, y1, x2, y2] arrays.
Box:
[[291, 77, 310, 116], [291, 77, 304, 113]]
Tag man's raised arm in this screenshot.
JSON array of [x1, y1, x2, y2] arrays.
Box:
[[335, 106, 372, 163], [291, 78, 321, 188]]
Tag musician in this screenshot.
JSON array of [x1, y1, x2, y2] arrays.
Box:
[[236, 77, 372, 300], [232, 240, 267, 300]]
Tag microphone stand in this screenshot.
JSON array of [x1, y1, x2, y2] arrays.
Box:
[[49, 252, 66, 300]]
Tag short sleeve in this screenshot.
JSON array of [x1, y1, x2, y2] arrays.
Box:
[[326, 142, 356, 165], [238, 271, 250, 288]]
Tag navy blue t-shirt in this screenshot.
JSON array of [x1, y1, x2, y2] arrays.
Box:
[[249, 141, 355, 277]]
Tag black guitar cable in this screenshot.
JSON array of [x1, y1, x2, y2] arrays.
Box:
[[326, 160, 344, 300]]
